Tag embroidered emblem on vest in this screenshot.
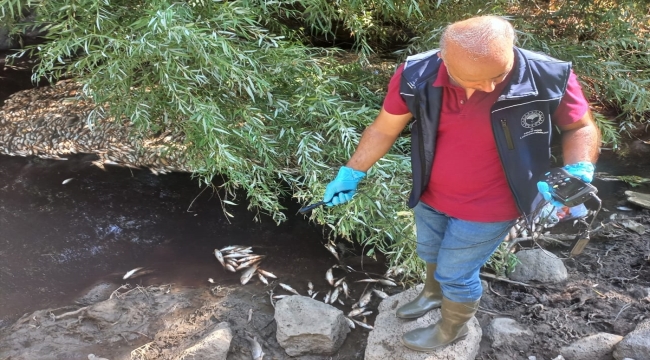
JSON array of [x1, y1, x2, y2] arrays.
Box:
[[521, 110, 545, 128]]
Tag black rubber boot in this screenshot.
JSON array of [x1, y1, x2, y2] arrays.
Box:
[[401, 297, 480, 352], [395, 263, 442, 319]]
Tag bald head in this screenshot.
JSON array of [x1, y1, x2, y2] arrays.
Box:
[[439, 16, 516, 61]]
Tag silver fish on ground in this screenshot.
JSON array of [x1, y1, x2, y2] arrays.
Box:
[[360, 311, 373, 316], [225, 264, 237, 272], [273, 294, 290, 299], [330, 287, 340, 304], [351, 318, 374, 330], [214, 249, 225, 268], [378, 279, 397, 287], [236, 258, 263, 271], [236, 255, 265, 263], [279, 283, 299, 295], [248, 308, 253, 323], [333, 277, 345, 287], [258, 269, 277, 279], [341, 281, 350, 298], [344, 317, 356, 329], [326, 268, 334, 286], [311, 291, 319, 299], [372, 289, 388, 299], [348, 307, 366, 317], [224, 253, 250, 259], [258, 273, 269, 285], [62, 178, 74, 185], [240, 264, 259, 285], [324, 242, 340, 261], [308, 281, 314, 290], [244, 335, 265, 360], [220, 245, 242, 252], [337, 298, 344, 305], [358, 291, 373, 308], [123, 267, 144, 280], [323, 290, 331, 304]]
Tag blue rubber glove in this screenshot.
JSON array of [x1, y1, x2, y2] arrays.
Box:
[[323, 166, 366, 206], [537, 161, 595, 207]]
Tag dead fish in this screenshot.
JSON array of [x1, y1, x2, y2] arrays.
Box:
[[351, 318, 374, 330], [326, 268, 334, 286], [123, 267, 144, 280], [208, 278, 215, 284], [308, 281, 314, 290], [341, 281, 350, 298], [279, 283, 299, 295], [360, 311, 373, 316], [348, 307, 366, 317], [344, 316, 356, 329], [226, 259, 239, 267], [311, 291, 319, 299], [372, 289, 388, 299], [244, 335, 265, 360], [240, 264, 259, 285], [337, 298, 345, 305], [258, 269, 277, 279], [247, 308, 253, 323], [323, 290, 331, 304], [273, 294, 290, 299], [236, 255, 265, 263], [324, 242, 340, 261], [378, 279, 397, 287], [330, 287, 340, 304], [214, 249, 225, 268], [225, 264, 237, 272], [220, 245, 240, 252], [356, 279, 379, 283], [224, 253, 250, 259], [358, 291, 373, 308], [62, 178, 74, 185], [257, 273, 269, 285], [333, 277, 345, 287], [236, 258, 263, 271]]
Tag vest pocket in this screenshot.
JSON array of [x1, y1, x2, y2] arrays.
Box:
[[500, 119, 514, 150]]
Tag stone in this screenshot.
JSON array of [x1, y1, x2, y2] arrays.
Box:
[[365, 284, 481, 360], [509, 249, 568, 283], [560, 332, 623, 360], [275, 295, 349, 356], [179, 322, 233, 360], [487, 317, 533, 348], [76, 282, 119, 305], [614, 320, 650, 360], [625, 190, 650, 210], [86, 299, 122, 323]]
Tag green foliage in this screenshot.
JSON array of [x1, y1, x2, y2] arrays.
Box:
[[485, 242, 520, 277], [1, 0, 648, 281]]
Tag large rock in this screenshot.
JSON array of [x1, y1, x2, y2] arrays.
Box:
[[560, 332, 623, 360], [365, 284, 481, 360], [509, 249, 568, 283], [179, 322, 233, 359], [486, 317, 533, 348], [614, 319, 650, 360], [274, 295, 349, 356]]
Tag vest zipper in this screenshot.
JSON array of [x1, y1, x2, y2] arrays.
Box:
[[500, 119, 514, 150]]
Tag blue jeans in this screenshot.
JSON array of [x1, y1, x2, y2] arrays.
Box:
[[414, 201, 515, 302]]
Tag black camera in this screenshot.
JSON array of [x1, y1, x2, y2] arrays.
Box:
[[542, 168, 598, 207]]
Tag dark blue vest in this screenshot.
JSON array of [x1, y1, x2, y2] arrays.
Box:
[[399, 47, 572, 217]]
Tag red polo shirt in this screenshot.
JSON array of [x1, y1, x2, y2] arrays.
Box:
[[383, 61, 589, 222]]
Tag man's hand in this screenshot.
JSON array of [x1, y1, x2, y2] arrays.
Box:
[[537, 161, 595, 207], [323, 166, 366, 206]]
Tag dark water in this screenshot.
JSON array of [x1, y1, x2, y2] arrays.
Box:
[[0, 153, 353, 325]]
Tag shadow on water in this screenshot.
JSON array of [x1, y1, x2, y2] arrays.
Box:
[[0, 153, 373, 326]]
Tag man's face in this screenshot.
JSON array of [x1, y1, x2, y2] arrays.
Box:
[[440, 44, 514, 93]]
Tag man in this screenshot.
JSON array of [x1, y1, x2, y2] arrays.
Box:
[[321, 16, 600, 352]]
